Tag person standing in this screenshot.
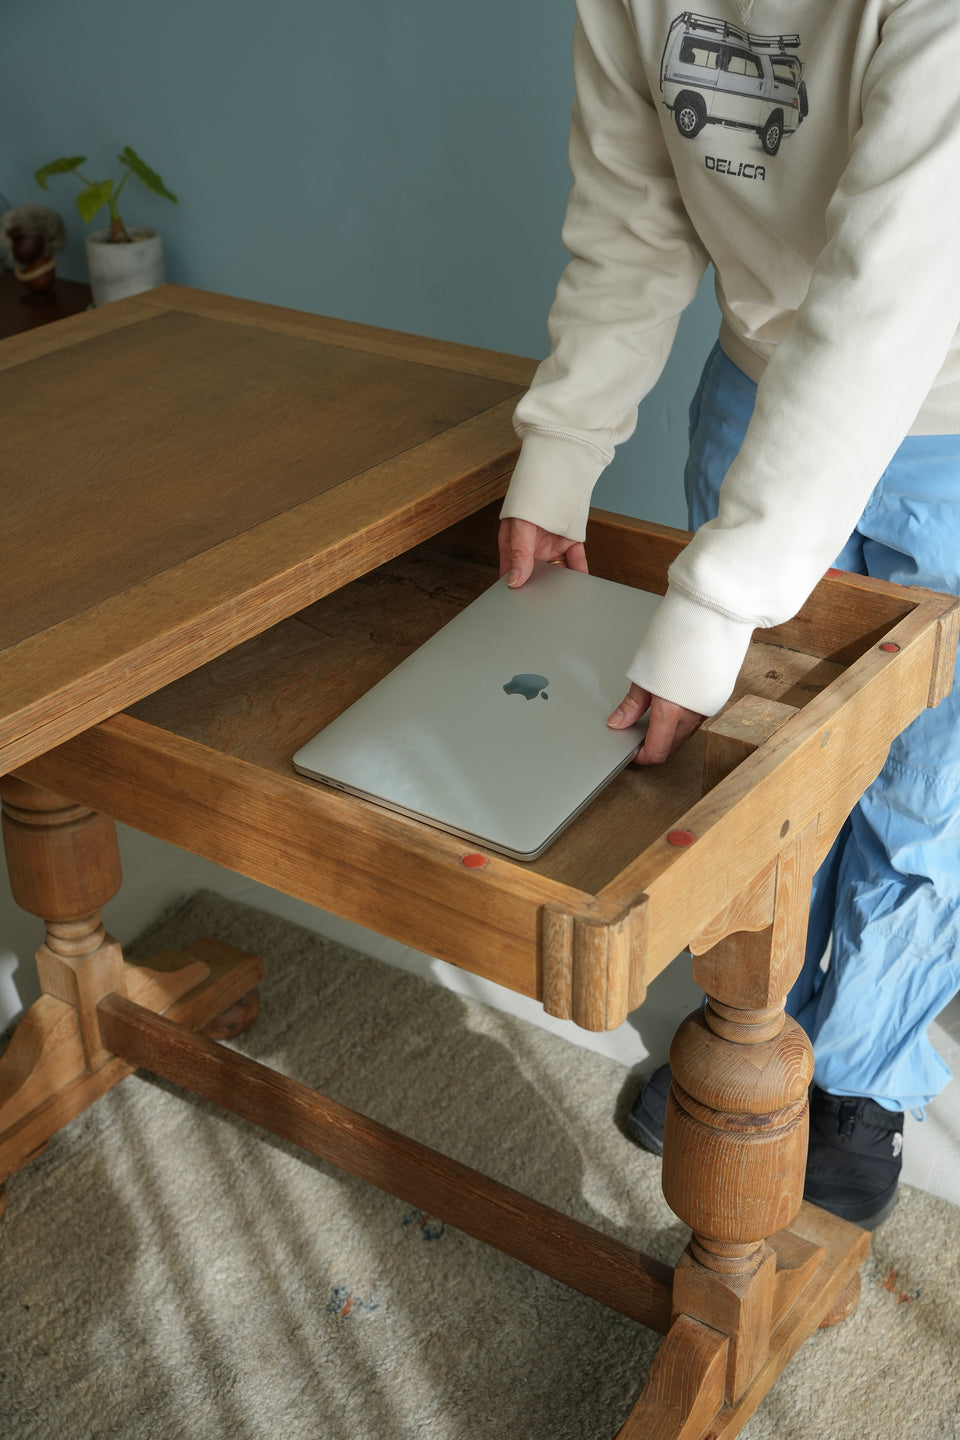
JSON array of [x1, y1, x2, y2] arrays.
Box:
[[499, 0, 960, 1227]]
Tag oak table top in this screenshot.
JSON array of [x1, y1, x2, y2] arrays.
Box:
[[0, 284, 530, 777]]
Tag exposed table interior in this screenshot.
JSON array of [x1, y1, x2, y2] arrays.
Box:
[[128, 525, 850, 894]]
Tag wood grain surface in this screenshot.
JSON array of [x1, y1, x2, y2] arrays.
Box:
[[0, 288, 528, 776], [2, 309, 516, 648]]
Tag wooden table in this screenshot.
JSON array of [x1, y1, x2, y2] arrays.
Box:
[[2, 286, 957, 1438]]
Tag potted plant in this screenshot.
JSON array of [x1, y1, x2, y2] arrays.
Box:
[[34, 147, 177, 306]]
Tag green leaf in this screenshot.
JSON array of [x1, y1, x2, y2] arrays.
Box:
[[34, 156, 87, 190], [118, 146, 178, 204], [76, 180, 115, 224]]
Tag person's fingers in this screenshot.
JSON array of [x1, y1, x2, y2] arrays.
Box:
[[497, 519, 512, 578], [498, 518, 525, 580], [508, 552, 535, 586], [564, 540, 589, 574], [607, 683, 650, 730], [497, 518, 538, 587], [632, 698, 705, 766], [633, 704, 678, 765], [499, 519, 589, 585]]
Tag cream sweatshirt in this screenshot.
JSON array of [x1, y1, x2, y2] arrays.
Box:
[[501, 0, 960, 715]]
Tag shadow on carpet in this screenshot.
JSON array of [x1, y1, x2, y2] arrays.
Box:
[[1, 890, 958, 1440]]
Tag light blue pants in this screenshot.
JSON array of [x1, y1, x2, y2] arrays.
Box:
[[684, 344, 960, 1112]]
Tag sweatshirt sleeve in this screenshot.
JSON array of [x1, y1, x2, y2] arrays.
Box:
[[630, 0, 960, 714], [500, 0, 709, 542]]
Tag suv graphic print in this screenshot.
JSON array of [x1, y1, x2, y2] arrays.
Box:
[[660, 11, 808, 157]]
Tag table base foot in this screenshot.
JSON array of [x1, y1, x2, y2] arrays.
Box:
[[617, 1203, 868, 1439], [616, 1313, 728, 1440], [0, 938, 263, 1186], [203, 988, 261, 1042], [818, 1270, 862, 1328]]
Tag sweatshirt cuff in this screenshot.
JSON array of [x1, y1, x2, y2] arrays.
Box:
[[499, 428, 608, 542], [627, 585, 757, 717]]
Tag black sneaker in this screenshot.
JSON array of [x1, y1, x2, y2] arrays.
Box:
[[804, 1085, 903, 1230], [626, 1062, 671, 1155]]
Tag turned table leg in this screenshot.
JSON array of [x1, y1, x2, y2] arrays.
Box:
[[0, 776, 264, 1205], [618, 699, 870, 1437], [664, 984, 813, 1404], [620, 845, 869, 1438], [3, 777, 126, 1070]]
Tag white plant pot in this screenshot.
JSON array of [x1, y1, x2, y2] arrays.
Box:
[[85, 226, 166, 306]]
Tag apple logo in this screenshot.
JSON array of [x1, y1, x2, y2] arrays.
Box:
[[503, 673, 550, 701]]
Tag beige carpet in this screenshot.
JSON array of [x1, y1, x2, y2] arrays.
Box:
[[1, 890, 958, 1440]]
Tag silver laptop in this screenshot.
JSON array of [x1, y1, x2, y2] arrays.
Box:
[[293, 561, 659, 860]]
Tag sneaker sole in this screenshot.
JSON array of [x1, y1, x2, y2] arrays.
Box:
[[805, 1182, 899, 1231], [625, 1110, 664, 1156]]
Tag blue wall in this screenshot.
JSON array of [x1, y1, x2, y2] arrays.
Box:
[[3, 0, 719, 525]]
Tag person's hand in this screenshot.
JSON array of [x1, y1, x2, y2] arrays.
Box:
[[500, 520, 702, 763], [607, 683, 704, 765], [498, 517, 588, 586]]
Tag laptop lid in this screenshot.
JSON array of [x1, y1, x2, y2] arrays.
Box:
[[292, 561, 659, 860]]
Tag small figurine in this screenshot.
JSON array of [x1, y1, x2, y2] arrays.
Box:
[[1, 204, 67, 300]]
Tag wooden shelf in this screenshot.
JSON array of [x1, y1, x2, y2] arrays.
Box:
[[0, 269, 91, 338]]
